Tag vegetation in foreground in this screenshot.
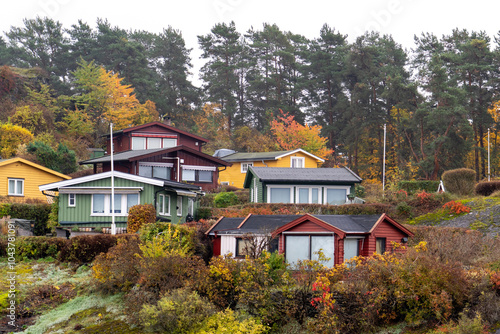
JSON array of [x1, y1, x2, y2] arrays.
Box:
[[1, 218, 499, 334]]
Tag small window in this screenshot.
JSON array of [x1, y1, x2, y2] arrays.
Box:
[[68, 194, 76, 207], [198, 170, 213, 182], [177, 196, 182, 216], [110, 194, 122, 214], [131, 137, 146, 150], [182, 169, 196, 181], [220, 181, 229, 186], [236, 238, 252, 257], [188, 198, 194, 216], [241, 162, 253, 173], [158, 194, 170, 216], [291, 157, 305, 168], [147, 137, 162, 149], [163, 138, 177, 148], [376, 238, 386, 254], [8, 178, 24, 196]]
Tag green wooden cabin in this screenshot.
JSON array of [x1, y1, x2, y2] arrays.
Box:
[[39, 171, 203, 230], [243, 167, 362, 205]]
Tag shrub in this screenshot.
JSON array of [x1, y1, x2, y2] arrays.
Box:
[[214, 191, 239, 208], [197, 207, 213, 219], [396, 201, 412, 217], [475, 181, 500, 196], [398, 180, 440, 195], [443, 201, 471, 215], [354, 184, 366, 198], [9, 203, 51, 235], [442, 168, 476, 196], [57, 234, 122, 264], [139, 288, 216, 333], [92, 235, 141, 293], [196, 309, 269, 334], [0, 203, 11, 218], [127, 204, 156, 233], [15, 237, 67, 260]]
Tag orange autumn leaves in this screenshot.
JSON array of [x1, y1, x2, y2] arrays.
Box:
[[271, 110, 334, 160]]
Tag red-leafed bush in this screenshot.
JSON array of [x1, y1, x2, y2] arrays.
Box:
[[442, 201, 471, 215]]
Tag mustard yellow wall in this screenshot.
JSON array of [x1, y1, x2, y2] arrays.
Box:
[[0, 161, 68, 201], [219, 152, 321, 189]]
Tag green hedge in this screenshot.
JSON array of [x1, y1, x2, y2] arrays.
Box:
[[398, 180, 440, 194], [0, 234, 135, 263], [0, 203, 51, 236]]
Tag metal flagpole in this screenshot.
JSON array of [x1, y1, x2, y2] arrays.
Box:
[[382, 124, 386, 197], [110, 123, 116, 235]]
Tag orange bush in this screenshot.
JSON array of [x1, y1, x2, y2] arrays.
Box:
[[442, 201, 471, 215]]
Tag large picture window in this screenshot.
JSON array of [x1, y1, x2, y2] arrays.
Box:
[[91, 193, 139, 216], [325, 188, 348, 205], [285, 235, 334, 267], [8, 178, 24, 196], [269, 187, 292, 203]]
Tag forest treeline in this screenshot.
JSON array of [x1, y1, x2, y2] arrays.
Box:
[[1, 17, 500, 182]]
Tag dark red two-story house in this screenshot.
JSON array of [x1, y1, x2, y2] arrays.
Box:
[[80, 121, 231, 191]]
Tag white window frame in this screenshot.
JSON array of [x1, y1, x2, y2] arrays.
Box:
[[131, 137, 146, 150], [323, 186, 351, 205], [162, 138, 177, 148], [253, 178, 258, 203], [8, 178, 24, 196], [158, 194, 171, 216], [68, 194, 76, 207], [91, 193, 140, 216], [296, 186, 322, 204], [147, 137, 162, 149], [267, 186, 294, 204], [188, 198, 194, 216], [290, 156, 305, 168], [241, 162, 254, 173], [220, 181, 229, 186], [177, 196, 183, 216]]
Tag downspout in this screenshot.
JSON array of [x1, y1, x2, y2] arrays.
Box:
[[261, 160, 268, 167]]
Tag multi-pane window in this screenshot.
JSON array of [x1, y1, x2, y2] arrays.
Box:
[[91, 193, 139, 216], [241, 162, 253, 173], [157, 194, 170, 216], [296, 187, 321, 204], [131, 135, 178, 150], [285, 235, 334, 267], [8, 178, 24, 196], [68, 194, 76, 207], [291, 157, 305, 168]]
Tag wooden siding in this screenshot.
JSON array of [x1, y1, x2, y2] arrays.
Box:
[[364, 219, 409, 255], [219, 151, 321, 188], [101, 150, 220, 191], [287, 221, 332, 233], [110, 124, 202, 153], [58, 176, 198, 226], [220, 235, 236, 256], [0, 161, 68, 201]]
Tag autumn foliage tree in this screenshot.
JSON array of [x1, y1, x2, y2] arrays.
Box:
[[0, 123, 33, 158], [271, 110, 333, 160]]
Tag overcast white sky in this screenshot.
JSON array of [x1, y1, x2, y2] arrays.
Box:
[[1, 0, 499, 85]]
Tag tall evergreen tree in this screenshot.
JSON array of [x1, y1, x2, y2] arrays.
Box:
[[198, 22, 243, 133]]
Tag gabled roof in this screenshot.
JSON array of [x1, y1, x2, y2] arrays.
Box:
[[39, 171, 201, 192], [244, 166, 362, 188], [80, 145, 231, 167], [0, 157, 71, 180], [206, 214, 300, 235], [221, 149, 324, 163], [208, 213, 413, 239], [105, 121, 208, 143]]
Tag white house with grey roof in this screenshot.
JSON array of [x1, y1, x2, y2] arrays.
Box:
[[243, 167, 363, 205]]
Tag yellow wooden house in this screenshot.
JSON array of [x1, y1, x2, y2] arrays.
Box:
[[0, 157, 71, 202], [217, 149, 324, 188]]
